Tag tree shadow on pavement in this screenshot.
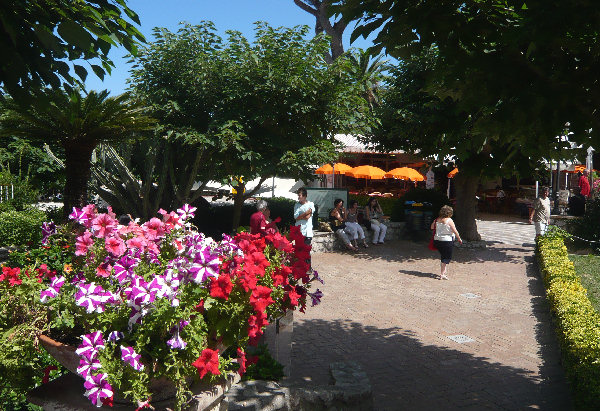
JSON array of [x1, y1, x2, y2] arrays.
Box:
[[347, 240, 535, 266], [289, 317, 572, 410]]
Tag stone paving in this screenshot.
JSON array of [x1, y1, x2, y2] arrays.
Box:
[[288, 215, 573, 410]]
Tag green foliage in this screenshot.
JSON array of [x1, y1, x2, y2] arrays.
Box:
[[348, 194, 396, 216], [338, 0, 600, 148], [242, 344, 285, 382], [0, 262, 61, 409], [569, 197, 600, 252], [536, 236, 600, 408], [0, 0, 144, 100], [0, 170, 40, 210], [0, 207, 46, 247], [130, 21, 374, 227], [0, 88, 156, 215]]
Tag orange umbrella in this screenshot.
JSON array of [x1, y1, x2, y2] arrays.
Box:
[[346, 165, 387, 180], [563, 164, 596, 173], [385, 167, 424, 181], [447, 168, 459, 178], [315, 163, 353, 175]]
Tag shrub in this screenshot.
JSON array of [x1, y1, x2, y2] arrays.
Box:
[[0, 171, 39, 211], [536, 235, 600, 408], [569, 197, 600, 252], [349, 194, 397, 217], [0, 207, 46, 247]]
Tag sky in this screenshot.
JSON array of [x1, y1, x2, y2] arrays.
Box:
[[85, 0, 376, 95]]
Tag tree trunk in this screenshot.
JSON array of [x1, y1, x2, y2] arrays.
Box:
[[453, 173, 481, 242], [231, 183, 246, 232], [62, 141, 97, 219]]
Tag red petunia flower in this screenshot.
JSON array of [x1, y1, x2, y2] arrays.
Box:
[[247, 311, 269, 345], [192, 348, 221, 379], [237, 271, 258, 293], [209, 275, 233, 300], [271, 266, 291, 288], [195, 299, 205, 313], [286, 289, 301, 306], [250, 285, 274, 313], [237, 348, 247, 376]]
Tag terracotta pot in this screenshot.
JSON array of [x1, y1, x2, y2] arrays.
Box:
[[38, 334, 185, 403]]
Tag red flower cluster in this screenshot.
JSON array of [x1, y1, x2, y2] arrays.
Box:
[[0, 267, 22, 286], [191, 226, 316, 379]]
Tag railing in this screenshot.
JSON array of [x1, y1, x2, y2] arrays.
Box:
[[0, 185, 14, 203]]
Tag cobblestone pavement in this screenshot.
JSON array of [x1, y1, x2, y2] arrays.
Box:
[[289, 217, 572, 410]]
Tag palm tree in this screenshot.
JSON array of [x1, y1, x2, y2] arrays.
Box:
[[348, 49, 389, 110], [0, 89, 154, 216]]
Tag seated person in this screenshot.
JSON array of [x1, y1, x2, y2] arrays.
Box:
[[345, 200, 369, 248], [250, 200, 280, 235], [568, 187, 586, 216], [364, 197, 387, 244], [329, 199, 358, 251]]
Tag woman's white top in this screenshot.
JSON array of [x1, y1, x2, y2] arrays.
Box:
[[434, 220, 454, 241]]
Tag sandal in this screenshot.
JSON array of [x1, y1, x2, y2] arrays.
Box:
[[440, 275, 449, 280], [362, 242, 369, 248], [345, 243, 358, 251]]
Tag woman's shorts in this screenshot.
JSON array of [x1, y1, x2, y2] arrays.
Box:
[[433, 240, 453, 264]]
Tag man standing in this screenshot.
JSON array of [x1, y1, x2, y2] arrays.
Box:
[[293, 187, 315, 246], [528, 186, 551, 237], [579, 169, 591, 198]]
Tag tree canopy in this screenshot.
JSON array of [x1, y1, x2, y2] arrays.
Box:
[[338, 0, 599, 148], [129, 22, 374, 228], [0, 0, 144, 100]]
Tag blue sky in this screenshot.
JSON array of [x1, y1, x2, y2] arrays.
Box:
[[86, 0, 376, 94]]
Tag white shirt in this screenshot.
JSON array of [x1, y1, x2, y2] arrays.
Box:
[[294, 201, 315, 238], [434, 220, 454, 241]]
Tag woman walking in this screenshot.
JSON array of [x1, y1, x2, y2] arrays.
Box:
[[430, 205, 462, 280]]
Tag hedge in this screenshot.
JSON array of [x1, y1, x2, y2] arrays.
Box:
[[536, 236, 600, 407], [0, 207, 47, 247]]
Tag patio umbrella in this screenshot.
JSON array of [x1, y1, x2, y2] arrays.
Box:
[[447, 168, 459, 178], [315, 163, 353, 174], [345, 165, 387, 180], [385, 167, 424, 181]]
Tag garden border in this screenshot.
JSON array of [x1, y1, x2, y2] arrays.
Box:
[[536, 236, 600, 407]]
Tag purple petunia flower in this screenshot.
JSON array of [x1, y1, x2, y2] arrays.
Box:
[[77, 356, 102, 379], [177, 204, 197, 221], [311, 270, 324, 285], [188, 246, 220, 284], [83, 372, 113, 407], [167, 330, 187, 350], [120, 345, 144, 371], [113, 254, 139, 284], [69, 207, 90, 226], [41, 221, 56, 245], [308, 289, 323, 307], [75, 283, 111, 313], [108, 331, 124, 342], [76, 331, 105, 361]]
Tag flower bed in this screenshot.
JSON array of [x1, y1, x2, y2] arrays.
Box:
[[0, 204, 322, 409], [536, 236, 600, 407]]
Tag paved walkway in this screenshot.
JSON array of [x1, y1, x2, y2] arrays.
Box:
[[289, 215, 572, 410]]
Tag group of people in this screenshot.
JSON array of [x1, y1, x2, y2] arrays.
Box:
[[327, 197, 388, 251], [251, 187, 463, 280]]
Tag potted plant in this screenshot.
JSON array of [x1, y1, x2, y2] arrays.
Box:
[[0, 204, 322, 408]]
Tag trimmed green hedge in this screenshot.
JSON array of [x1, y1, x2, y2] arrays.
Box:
[[0, 207, 47, 247], [537, 236, 600, 407]]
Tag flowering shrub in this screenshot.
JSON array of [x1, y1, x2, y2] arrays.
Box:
[[0, 204, 322, 408]]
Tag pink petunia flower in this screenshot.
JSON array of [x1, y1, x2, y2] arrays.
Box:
[[91, 213, 117, 238], [105, 236, 126, 257], [75, 231, 95, 256]]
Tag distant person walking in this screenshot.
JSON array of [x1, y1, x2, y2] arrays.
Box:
[[579, 169, 591, 198], [430, 205, 462, 280], [528, 186, 551, 237]]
